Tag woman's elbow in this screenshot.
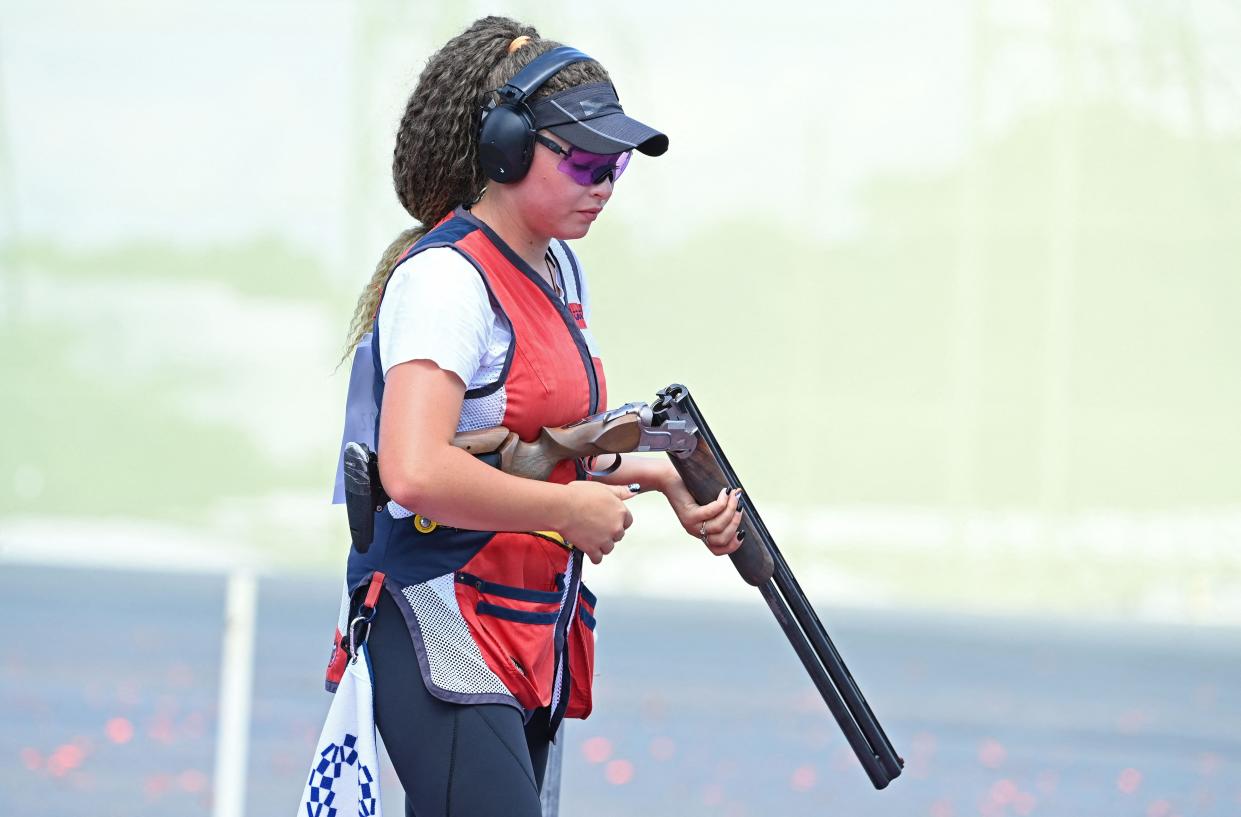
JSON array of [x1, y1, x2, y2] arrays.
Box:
[[379, 464, 434, 511]]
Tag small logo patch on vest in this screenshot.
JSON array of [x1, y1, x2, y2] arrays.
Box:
[[568, 302, 586, 328]]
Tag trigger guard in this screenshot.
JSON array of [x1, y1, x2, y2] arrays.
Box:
[[582, 454, 623, 478]]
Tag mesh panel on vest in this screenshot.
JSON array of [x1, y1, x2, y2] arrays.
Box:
[[458, 385, 507, 432], [401, 575, 510, 696]]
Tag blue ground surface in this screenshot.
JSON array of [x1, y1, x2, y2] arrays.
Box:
[[2, 565, 1239, 817]]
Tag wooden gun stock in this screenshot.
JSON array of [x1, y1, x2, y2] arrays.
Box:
[[450, 412, 645, 481]]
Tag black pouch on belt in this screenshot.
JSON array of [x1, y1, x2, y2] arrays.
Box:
[[343, 442, 388, 553]]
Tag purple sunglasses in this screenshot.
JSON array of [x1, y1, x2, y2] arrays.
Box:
[[535, 133, 631, 186]]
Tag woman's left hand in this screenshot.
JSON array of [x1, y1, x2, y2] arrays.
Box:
[[658, 466, 744, 556]]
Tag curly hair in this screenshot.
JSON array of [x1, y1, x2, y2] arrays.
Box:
[[342, 16, 612, 359]]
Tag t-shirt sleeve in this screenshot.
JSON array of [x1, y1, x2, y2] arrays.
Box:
[[376, 247, 493, 386]]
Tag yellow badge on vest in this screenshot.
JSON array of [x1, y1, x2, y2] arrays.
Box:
[[411, 515, 569, 549], [532, 530, 571, 549]]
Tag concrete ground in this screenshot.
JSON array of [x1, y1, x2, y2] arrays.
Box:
[[2, 565, 1239, 817]]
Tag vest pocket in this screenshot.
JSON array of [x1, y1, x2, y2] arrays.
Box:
[[476, 602, 559, 624], [565, 583, 598, 719], [454, 572, 561, 710], [513, 342, 554, 396]]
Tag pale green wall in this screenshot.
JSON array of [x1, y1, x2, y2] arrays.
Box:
[[1, 1, 1238, 618]]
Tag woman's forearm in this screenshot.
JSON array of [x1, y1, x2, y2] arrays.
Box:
[[385, 444, 573, 532]]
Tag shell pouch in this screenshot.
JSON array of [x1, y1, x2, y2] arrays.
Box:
[[453, 565, 564, 710], [564, 582, 597, 719]]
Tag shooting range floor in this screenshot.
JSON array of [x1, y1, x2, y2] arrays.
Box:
[[2, 564, 1239, 817]]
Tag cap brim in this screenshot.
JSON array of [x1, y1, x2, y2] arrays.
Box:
[[547, 113, 669, 157]]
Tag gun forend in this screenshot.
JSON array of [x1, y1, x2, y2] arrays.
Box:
[[651, 384, 775, 586]]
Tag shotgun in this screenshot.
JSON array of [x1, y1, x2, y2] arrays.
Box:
[[344, 384, 903, 788]]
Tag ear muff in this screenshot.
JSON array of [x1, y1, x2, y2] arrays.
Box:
[[479, 46, 592, 184], [479, 102, 537, 183]]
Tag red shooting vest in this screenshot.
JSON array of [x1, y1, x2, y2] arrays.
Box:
[[332, 206, 606, 725]]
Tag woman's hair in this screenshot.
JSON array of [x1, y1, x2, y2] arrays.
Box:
[[342, 16, 612, 359]]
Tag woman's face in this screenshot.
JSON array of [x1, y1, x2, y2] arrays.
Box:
[[507, 130, 615, 241]]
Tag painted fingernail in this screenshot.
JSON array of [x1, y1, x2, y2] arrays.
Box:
[[737, 529, 747, 542], [628, 483, 641, 492]]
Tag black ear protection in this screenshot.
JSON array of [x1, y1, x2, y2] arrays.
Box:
[[479, 46, 592, 184]]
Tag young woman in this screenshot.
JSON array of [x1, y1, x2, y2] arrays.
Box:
[[328, 16, 743, 817]]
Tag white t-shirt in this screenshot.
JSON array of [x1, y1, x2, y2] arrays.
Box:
[[377, 243, 586, 391]]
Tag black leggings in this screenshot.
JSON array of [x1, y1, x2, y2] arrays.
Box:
[[367, 588, 551, 817]]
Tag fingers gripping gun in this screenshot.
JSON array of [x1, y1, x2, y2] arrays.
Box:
[[343, 384, 902, 789]]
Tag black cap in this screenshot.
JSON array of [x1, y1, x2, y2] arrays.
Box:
[[529, 82, 669, 156]]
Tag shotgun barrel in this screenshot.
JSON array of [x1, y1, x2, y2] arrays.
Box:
[[653, 384, 904, 789]]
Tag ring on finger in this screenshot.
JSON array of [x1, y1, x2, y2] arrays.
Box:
[[699, 520, 710, 544]]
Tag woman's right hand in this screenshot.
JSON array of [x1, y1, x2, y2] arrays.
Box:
[[560, 481, 638, 564]]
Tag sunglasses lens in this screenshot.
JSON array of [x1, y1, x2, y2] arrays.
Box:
[[613, 150, 631, 181], [558, 148, 631, 186]]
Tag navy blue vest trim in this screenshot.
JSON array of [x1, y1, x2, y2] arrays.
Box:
[[370, 317, 383, 449], [347, 510, 495, 589], [579, 583, 597, 608], [556, 239, 584, 304], [578, 606, 596, 631], [423, 212, 480, 246], [548, 549, 584, 733], [456, 572, 563, 604], [476, 602, 560, 625]]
